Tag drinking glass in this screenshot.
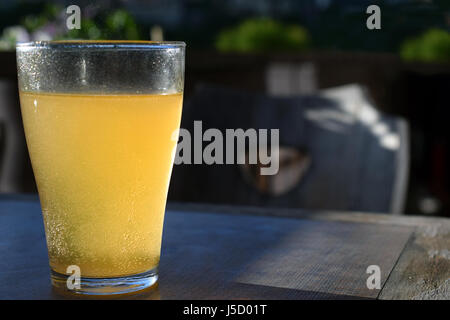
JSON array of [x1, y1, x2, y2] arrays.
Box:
[[16, 41, 185, 295]]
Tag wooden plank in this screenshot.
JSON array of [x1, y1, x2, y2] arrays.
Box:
[[0, 200, 413, 299], [379, 221, 450, 300], [0, 201, 56, 299], [169, 202, 450, 299], [159, 210, 412, 299]]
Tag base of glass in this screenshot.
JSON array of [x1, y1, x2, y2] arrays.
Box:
[[51, 267, 158, 296]]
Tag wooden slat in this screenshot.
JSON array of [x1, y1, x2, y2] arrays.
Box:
[[379, 220, 450, 300], [169, 202, 450, 299], [159, 210, 412, 299]]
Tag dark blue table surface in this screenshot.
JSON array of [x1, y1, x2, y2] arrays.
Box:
[[0, 195, 429, 300]]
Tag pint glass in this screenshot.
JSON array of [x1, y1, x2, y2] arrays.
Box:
[[16, 41, 185, 295]]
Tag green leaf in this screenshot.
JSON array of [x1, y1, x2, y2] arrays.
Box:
[[400, 29, 450, 63], [216, 18, 310, 53]]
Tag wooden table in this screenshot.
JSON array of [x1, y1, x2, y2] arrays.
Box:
[[0, 195, 448, 300]]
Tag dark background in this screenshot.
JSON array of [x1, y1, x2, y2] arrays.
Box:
[[0, 0, 449, 217]]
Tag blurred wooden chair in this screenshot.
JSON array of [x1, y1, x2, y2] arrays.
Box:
[[169, 83, 409, 214], [0, 78, 35, 193]]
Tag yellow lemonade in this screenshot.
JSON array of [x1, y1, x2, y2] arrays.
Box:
[[19, 92, 183, 278]]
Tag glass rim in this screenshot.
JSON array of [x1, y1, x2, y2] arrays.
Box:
[[16, 40, 186, 51]]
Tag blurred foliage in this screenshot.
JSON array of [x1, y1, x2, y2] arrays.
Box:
[[105, 9, 140, 40], [215, 18, 309, 53], [21, 3, 59, 32], [400, 29, 450, 63], [0, 26, 29, 50], [0, 2, 142, 49], [66, 9, 141, 40]]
